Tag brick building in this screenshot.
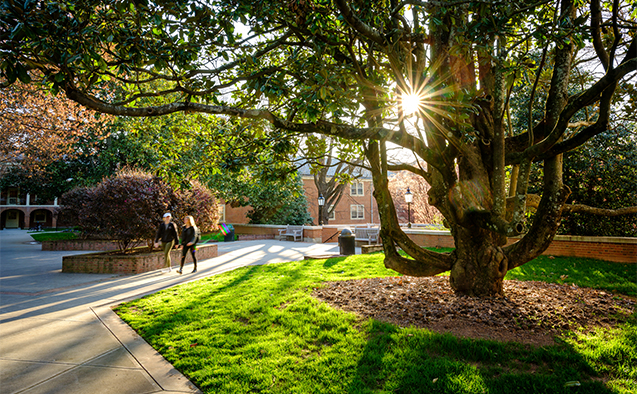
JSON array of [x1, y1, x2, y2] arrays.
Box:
[[300, 175, 380, 226], [220, 166, 380, 226], [0, 187, 59, 229]]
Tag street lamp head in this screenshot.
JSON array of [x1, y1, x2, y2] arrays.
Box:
[[318, 194, 325, 206], [404, 187, 413, 204]]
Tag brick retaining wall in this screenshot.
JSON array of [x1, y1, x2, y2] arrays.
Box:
[[541, 235, 636, 263], [42, 239, 121, 251], [404, 230, 636, 264], [62, 243, 218, 274], [232, 224, 322, 243], [230, 224, 635, 263]]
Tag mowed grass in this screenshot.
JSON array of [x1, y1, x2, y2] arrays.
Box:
[[505, 255, 637, 297], [423, 248, 636, 296], [29, 231, 78, 242], [116, 252, 636, 394]]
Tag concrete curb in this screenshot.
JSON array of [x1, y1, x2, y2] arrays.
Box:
[[91, 306, 202, 394]]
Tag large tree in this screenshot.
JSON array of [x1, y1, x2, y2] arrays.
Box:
[[0, 80, 107, 172], [2, 0, 635, 296]]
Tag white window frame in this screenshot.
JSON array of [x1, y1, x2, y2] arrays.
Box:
[[218, 204, 226, 222], [328, 204, 335, 220], [34, 212, 47, 223], [350, 204, 365, 220], [350, 181, 364, 196]]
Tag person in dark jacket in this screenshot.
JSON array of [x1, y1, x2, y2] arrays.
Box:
[[177, 215, 199, 274], [154, 213, 179, 272]]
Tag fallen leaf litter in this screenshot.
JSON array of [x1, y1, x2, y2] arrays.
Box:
[[312, 276, 635, 346]]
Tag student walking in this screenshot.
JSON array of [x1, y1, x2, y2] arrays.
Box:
[[177, 215, 199, 274], [154, 213, 179, 273]]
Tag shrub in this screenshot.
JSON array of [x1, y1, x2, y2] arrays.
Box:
[[560, 127, 637, 237], [55, 186, 97, 236], [59, 169, 219, 251], [171, 180, 219, 232]]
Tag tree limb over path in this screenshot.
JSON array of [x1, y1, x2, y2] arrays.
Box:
[[3, 0, 636, 297]]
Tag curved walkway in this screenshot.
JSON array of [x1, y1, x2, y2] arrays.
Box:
[[0, 230, 345, 394]]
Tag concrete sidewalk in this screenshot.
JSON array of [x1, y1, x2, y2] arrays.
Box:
[[0, 230, 346, 394]]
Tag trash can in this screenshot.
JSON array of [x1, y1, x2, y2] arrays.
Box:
[[221, 224, 235, 242], [338, 228, 356, 255], [224, 229, 235, 242]]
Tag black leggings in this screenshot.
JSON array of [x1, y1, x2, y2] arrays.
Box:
[[180, 245, 197, 270]]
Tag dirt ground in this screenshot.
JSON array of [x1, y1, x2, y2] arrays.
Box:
[[312, 276, 636, 346]]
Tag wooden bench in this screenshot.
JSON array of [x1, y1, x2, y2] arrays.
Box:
[[354, 228, 380, 244], [278, 225, 304, 242]]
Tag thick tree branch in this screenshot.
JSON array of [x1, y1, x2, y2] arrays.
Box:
[[562, 204, 637, 216], [333, 0, 386, 46], [591, 0, 610, 70], [506, 54, 636, 164], [64, 86, 453, 178], [524, 194, 637, 216], [387, 164, 431, 183]]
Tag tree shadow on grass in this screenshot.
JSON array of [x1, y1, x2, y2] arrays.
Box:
[[115, 256, 630, 394], [323, 256, 347, 268], [348, 319, 617, 394]]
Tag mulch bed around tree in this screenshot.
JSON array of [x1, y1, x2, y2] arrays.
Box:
[[312, 276, 636, 346]]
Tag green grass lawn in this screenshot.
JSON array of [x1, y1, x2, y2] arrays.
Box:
[[29, 231, 78, 242], [116, 253, 636, 394], [505, 255, 637, 297], [200, 231, 238, 243]]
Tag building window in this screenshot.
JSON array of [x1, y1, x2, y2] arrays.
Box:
[[34, 212, 47, 223], [350, 182, 364, 196], [218, 204, 226, 222], [7, 188, 19, 205], [328, 205, 335, 220], [350, 204, 365, 220]]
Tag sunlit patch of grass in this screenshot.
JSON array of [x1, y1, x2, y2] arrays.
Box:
[[505, 255, 637, 296], [116, 253, 635, 394], [29, 231, 78, 242]]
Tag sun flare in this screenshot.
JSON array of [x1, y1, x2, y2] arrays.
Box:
[[401, 93, 421, 115]]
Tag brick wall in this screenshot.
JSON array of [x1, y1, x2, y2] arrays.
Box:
[[404, 230, 636, 264], [42, 239, 121, 251], [302, 177, 380, 225], [232, 224, 322, 243], [62, 244, 218, 274], [223, 203, 250, 224], [541, 235, 636, 263], [219, 224, 637, 263]]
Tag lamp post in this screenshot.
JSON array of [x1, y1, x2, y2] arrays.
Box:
[[404, 187, 413, 228], [318, 193, 325, 226]]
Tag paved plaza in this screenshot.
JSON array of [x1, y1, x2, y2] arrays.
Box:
[[0, 230, 347, 394]]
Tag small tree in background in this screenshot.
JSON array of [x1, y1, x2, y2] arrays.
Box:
[[388, 170, 443, 226], [60, 169, 219, 251], [208, 170, 312, 226], [244, 173, 312, 226]]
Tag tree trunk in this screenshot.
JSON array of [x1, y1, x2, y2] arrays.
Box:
[[449, 227, 508, 297]]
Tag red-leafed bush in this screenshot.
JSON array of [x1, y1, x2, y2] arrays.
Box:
[[59, 169, 219, 251], [171, 180, 219, 233]]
